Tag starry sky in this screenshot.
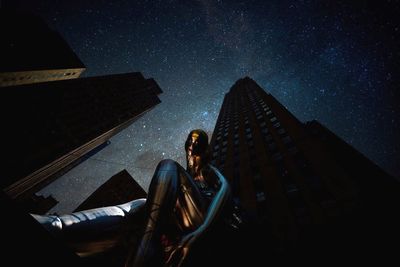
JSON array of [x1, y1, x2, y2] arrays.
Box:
[[9, 0, 399, 213]]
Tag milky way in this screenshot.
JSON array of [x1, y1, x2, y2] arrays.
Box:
[[11, 0, 399, 213]]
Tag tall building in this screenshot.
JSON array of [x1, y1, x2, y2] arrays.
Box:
[[2, 72, 162, 203], [0, 10, 85, 87], [209, 77, 400, 259]]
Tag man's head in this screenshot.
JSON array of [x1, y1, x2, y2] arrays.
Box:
[[185, 129, 209, 157]]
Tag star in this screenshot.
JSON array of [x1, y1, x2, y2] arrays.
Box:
[[11, 0, 395, 213]]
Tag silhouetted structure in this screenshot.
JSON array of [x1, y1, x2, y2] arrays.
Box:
[[20, 193, 59, 215], [209, 77, 400, 262], [0, 10, 85, 87], [74, 169, 147, 212], [1, 192, 85, 267], [2, 72, 162, 203]]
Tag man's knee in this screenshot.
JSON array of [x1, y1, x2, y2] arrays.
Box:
[[156, 159, 179, 172], [150, 159, 180, 189]]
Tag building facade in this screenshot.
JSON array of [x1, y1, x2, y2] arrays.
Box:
[[209, 77, 400, 256]]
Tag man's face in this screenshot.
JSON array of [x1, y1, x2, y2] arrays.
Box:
[[187, 133, 199, 156]]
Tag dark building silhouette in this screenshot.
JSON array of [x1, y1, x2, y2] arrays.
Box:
[[1, 191, 85, 267], [2, 72, 162, 203], [209, 77, 400, 262], [74, 169, 147, 212], [0, 10, 85, 87], [21, 193, 59, 215]]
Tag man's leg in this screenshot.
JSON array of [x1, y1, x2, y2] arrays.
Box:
[[126, 159, 180, 267]]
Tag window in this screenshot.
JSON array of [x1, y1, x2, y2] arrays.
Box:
[[256, 192, 266, 202], [248, 140, 254, 148], [275, 160, 288, 178], [277, 128, 286, 135], [265, 134, 273, 143], [270, 117, 277, 123], [272, 152, 283, 161], [233, 153, 240, 164], [288, 146, 298, 155], [304, 174, 322, 191], [320, 199, 336, 209], [268, 142, 277, 153], [261, 128, 268, 135], [282, 136, 291, 144], [232, 171, 241, 196], [286, 183, 298, 194], [273, 122, 281, 128]]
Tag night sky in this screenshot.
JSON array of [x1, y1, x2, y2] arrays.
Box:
[[9, 0, 399, 213]]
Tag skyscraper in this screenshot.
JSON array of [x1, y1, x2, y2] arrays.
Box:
[[209, 77, 400, 259], [2, 72, 162, 204]]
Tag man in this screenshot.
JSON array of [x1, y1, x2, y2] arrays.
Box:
[[32, 129, 234, 267], [127, 129, 232, 266]]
